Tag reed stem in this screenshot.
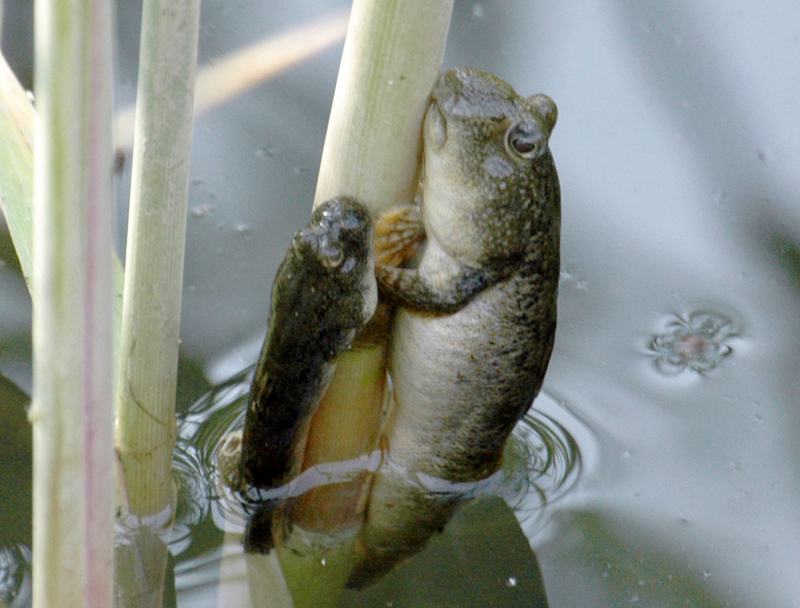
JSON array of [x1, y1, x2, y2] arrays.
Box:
[[303, 0, 454, 503], [262, 1, 454, 606], [30, 0, 115, 603], [114, 0, 201, 522]]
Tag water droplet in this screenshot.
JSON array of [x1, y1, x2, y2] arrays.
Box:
[[472, 3, 484, 18], [647, 311, 739, 375], [190, 204, 215, 218], [629, 594, 640, 603], [234, 223, 250, 234], [702, 570, 712, 579], [713, 191, 728, 205], [321, 558, 327, 566], [575, 280, 589, 290], [506, 576, 517, 587], [255, 144, 277, 160]]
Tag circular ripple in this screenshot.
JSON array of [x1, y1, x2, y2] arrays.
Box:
[[0, 544, 31, 607], [172, 366, 252, 544], [501, 390, 588, 535], [172, 367, 590, 544]]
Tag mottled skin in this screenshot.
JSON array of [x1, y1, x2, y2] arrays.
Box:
[[349, 68, 560, 587], [240, 197, 377, 491]]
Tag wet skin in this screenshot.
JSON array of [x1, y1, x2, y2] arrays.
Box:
[[349, 67, 561, 587], [239, 197, 377, 491]]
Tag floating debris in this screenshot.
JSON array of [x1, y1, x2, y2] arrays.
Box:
[[648, 311, 739, 375]]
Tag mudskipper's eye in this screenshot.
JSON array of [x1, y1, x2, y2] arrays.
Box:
[[506, 121, 547, 160], [322, 245, 344, 268]]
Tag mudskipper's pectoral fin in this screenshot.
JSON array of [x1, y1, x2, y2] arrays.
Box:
[[374, 202, 426, 268]]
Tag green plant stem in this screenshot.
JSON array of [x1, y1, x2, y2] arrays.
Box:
[[0, 53, 126, 360], [258, 1, 454, 606], [303, 0, 454, 486], [303, 0, 454, 478], [0, 53, 34, 287], [114, 0, 200, 521], [30, 0, 115, 604], [306, 0, 455, 497], [113, 0, 199, 602], [313, 0, 454, 213]]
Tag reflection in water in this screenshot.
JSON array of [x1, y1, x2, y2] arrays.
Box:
[[0, 375, 32, 608], [0, 544, 31, 607], [546, 513, 731, 608], [175, 368, 251, 540], [509, 391, 589, 547], [503, 393, 582, 509], [647, 310, 739, 375], [172, 442, 212, 555], [169, 370, 584, 600]]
